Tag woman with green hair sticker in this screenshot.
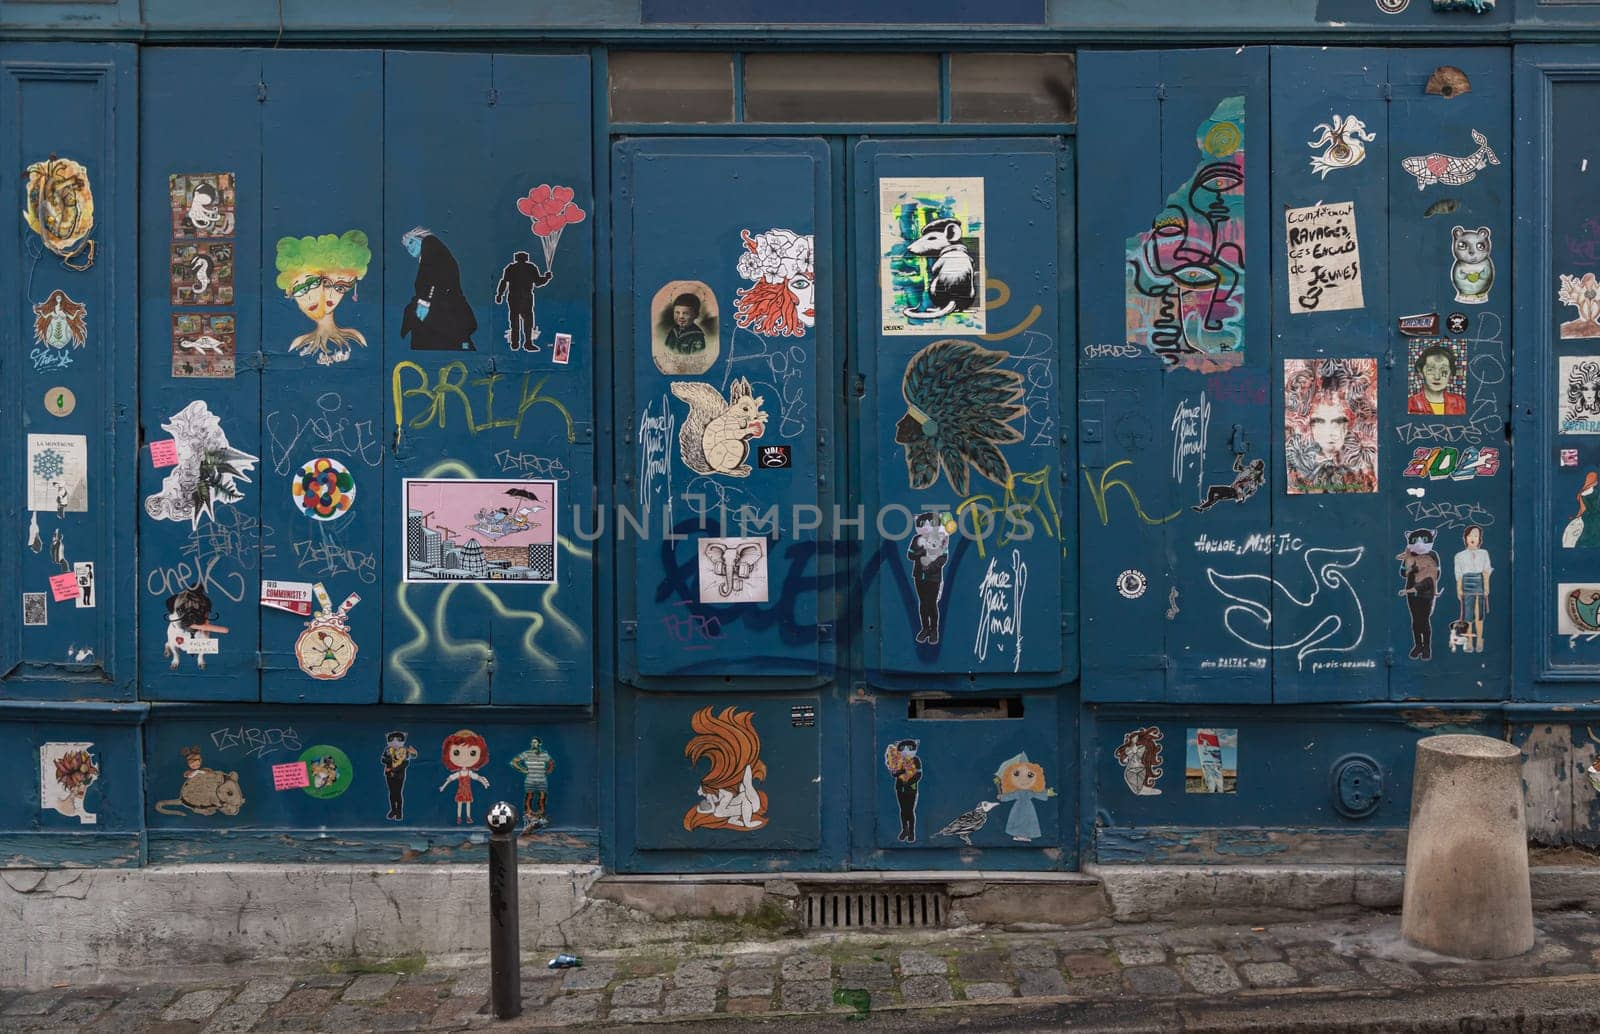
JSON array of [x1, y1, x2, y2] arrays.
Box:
[[275, 230, 372, 365]]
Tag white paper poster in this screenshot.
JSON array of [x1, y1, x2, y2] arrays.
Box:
[[40, 741, 98, 825], [27, 433, 88, 513], [1286, 201, 1364, 315]]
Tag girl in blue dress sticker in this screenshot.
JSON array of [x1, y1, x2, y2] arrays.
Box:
[[993, 752, 1056, 843]]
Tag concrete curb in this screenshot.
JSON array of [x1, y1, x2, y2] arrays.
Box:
[[7, 862, 1600, 990]]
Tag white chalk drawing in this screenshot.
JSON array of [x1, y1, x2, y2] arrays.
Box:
[[637, 394, 675, 533], [1308, 115, 1376, 178], [698, 537, 768, 604], [1400, 130, 1500, 191], [1171, 392, 1211, 494], [974, 548, 1029, 673], [1207, 546, 1366, 669]]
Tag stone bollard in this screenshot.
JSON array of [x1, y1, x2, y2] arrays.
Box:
[[1401, 734, 1534, 959]]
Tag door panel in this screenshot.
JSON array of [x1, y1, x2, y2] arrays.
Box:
[[1078, 48, 1273, 704], [853, 137, 1077, 687], [139, 49, 265, 701], [382, 52, 596, 706], [612, 138, 835, 682]]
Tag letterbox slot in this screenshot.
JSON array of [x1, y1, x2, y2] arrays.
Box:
[[907, 695, 1023, 720]]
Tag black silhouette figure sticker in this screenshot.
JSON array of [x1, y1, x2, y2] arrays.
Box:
[[495, 251, 553, 352]]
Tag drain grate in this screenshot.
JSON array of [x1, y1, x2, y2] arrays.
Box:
[[800, 884, 948, 930]]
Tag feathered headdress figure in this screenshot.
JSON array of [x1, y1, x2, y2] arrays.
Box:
[[894, 339, 1025, 495]]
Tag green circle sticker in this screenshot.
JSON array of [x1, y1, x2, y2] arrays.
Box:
[[299, 745, 353, 799]]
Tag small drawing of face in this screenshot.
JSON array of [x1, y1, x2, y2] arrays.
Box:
[[1309, 401, 1350, 459], [788, 273, 816, 327], [187, 754, 202, 771], [449, 742, 483, 769], [290, 274, 351, 320], [672, 304, 695, 329], [1003, 762, 1044, 793], [1421, 354, 1453, 394], [404, 236, 423, 260], [1465, 527, 1483, 549]]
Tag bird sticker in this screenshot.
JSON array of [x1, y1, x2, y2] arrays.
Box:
[[671, 378, 768, 478], [934, 800, 999, 846], [895, 340, 1026, 495]]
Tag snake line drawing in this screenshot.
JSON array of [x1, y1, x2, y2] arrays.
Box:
[[1206, 546, 1367, 669]]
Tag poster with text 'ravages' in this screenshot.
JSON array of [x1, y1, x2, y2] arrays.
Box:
[[1287, 201, 1363, 314], [402, 479, 557, 584], [879, 177, 985, 336]]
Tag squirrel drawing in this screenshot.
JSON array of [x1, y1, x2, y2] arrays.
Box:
[[670, 378, 769, 478]]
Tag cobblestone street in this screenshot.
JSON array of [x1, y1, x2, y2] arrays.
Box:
[[9, 910, 1600, 1032]]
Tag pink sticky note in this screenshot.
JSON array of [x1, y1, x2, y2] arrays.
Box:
[[272, 762, 310, 791], [49, 572, 81, 602], [150, 439, 179, 468]]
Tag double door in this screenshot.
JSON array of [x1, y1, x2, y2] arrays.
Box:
[[609, 135, 1080, 872]]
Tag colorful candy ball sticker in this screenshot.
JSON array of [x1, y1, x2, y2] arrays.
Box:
[[299, 744, 354, 799], [291, 457, 355, 521]]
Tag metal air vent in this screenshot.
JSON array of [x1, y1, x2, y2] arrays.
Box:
[[800, 884, 949, 930]]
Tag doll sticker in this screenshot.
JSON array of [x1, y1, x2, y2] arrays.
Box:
[[439, 729, 490, 825], [993, 752, 1056, 842]]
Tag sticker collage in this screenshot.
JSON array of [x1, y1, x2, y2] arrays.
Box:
[[1116, 87, 1504, 689], [21, 156, 98, 649], [1555, 230, 1600, 642], [142, 728, 558, 835], [646, 226, 815, 607]]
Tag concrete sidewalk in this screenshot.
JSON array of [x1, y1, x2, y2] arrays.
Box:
[[7, 910, 1600, 1032]]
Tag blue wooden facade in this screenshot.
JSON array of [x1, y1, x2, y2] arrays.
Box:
[[4, 0, 1600, 873]]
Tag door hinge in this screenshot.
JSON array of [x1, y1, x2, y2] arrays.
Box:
[[818, 623, 834, 643], [257, 81, 268, 103], [1381, 82, 1393, 102], [851, 374, 866, 398], [620, 621, 637, 640], [1155, 82, 1167, 101]]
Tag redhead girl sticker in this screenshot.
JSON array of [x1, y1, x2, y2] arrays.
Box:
[[439, 730, 490, 825], [733, 228, 815, 338]]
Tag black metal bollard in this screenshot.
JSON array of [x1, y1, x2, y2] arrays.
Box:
[[485, 801, 522, 1020]]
